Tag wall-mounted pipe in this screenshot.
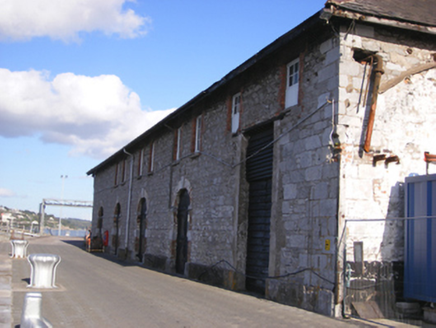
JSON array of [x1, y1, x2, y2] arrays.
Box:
[[123, 149, 134, 251], [363, 55, 384, 153]]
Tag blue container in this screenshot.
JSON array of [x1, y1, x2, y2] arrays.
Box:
[[404, 174, 436, 302]]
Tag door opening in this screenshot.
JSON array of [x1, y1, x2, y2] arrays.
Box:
[[176, 189, 190, 274], [113, 203, 121, 255], [137, 198, 146, 262], [245, 125, 273, 294]]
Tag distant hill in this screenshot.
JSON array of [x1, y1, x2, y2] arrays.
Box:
[[0, 205, 91, 232]]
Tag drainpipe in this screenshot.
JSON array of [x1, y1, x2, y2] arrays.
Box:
[[363, 55, 384, 153], [123, 149, 134, 252]]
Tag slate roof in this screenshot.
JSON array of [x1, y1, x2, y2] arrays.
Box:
[[326, 0, 436, 27]]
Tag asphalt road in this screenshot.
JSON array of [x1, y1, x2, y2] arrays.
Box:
[[7, 236, 364, 327]]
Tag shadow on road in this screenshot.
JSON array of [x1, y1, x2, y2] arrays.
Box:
[[60, 238, 85, 249], [60, 238, 140, 268]]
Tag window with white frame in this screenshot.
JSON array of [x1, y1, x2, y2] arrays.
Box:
[[121, 159, 127, 183], [285, 58, 299, 108], [149, 142, 155, 173], [175, 127, 182, 161], [232, 93, 241, 134], [114, 163, 119, 185], [195, 115, 202, 152], [138, 148, 144, 176]]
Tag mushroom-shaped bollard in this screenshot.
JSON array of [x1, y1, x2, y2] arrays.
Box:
[[27, 254, 61, 288], [10, 239, 29, 258], [20, 292, 52, 328]]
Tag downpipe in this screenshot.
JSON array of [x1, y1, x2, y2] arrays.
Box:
[[123, 149, 134, 254], [363, 55, 384, 153]]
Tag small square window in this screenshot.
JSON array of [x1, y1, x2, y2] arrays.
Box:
[[288, 61, 299, 87], [121, 159, 127, 183], [138, 148, 144, 176], [175, 127, 182, 161], [148, 142, 155, 173], [195, 115, 202, 152], [232, 93, 241, 134], [285, 58, 300, 108], [114, 163, 119, 185]]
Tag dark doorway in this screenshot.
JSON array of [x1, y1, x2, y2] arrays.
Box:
[[176, 189, 190, 274], [137, 198, 147, 262], [97, 207, 103, 237], [113, 203, 121, 255], [245, 124, 274, 294]]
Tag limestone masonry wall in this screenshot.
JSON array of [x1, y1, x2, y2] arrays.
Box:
[[90, 17, 436, 318]]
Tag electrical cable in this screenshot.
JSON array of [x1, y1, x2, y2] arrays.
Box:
[[203, 259, 336, 286], [94, 100, 333, 195]]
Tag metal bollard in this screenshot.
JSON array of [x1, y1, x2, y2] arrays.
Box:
[[10, 239, 29, 258], [27, 254, 61, 288], [20, 292, 52, 328]]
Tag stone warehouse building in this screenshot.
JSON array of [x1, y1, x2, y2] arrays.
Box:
[[87, 0, 436, 317]]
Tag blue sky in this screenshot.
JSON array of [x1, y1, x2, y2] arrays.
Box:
[[0, 0, 327, 220]]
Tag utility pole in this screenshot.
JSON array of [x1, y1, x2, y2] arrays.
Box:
[[39, 203, 45, 234], [58, 175, 68, 236]]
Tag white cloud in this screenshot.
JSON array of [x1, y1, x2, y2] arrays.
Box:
[[0, 0, 151, 42], [0, 188, 16, 197], [0, 68, 175, 159]]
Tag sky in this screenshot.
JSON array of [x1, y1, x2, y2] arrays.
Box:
[[0, 0, 327, 221]]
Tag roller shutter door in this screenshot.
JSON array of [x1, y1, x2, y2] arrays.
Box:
[[245, 125, 273, 294]]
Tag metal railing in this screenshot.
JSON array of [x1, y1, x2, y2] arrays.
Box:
[[342, 217, 435, 325]]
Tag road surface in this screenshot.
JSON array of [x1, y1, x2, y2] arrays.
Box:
[[4, 236, 366, 327]]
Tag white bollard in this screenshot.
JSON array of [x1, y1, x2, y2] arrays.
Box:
[[10, 239, 29, 258], [20, 292, 52, 328], [27, 254, 61, 288]]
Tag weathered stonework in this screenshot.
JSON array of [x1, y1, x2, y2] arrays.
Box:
[[88, 7, 436, 318]]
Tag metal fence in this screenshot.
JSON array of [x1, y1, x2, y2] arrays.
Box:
[[343, 217, 435, 325]]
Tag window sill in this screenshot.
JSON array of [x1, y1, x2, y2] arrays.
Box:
[[190, 152, 201, 159]]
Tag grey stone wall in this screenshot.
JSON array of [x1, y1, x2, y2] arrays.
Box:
[[90, 19, 436, 318], [338, 23, 436, 259], [336, 23, 436, 313], [90, 28, 340, 316], [265, 35, 341, 316]]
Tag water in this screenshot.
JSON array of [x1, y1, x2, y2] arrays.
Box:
[[44, 228, 87, 238]]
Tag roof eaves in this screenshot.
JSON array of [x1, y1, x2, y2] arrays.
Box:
[[324, 0, 436, 34]]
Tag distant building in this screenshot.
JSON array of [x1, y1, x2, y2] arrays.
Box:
[[1, 212, 13, 223], [87, 0, 436, 317]]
